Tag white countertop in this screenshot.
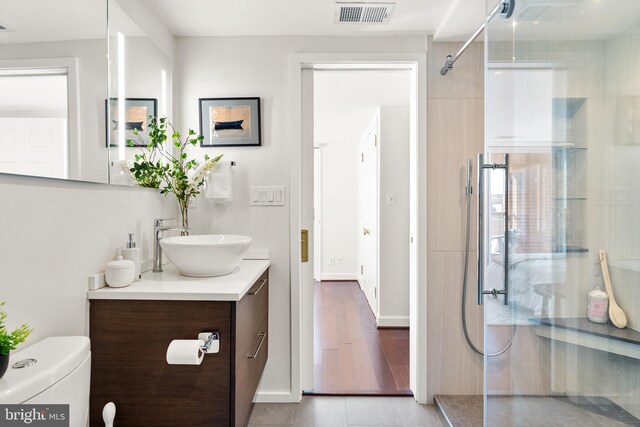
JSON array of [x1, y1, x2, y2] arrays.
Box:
[[87, 259, 270, 302]]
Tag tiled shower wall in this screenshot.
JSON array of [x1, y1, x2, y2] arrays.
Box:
[[426, 38, 485, 400]]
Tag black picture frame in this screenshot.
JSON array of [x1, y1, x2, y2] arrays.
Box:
[[105, 98, 158, 147], [199, 97, 261, 147]]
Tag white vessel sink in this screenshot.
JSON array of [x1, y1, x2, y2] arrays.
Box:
[[160, 235, 252, 277]]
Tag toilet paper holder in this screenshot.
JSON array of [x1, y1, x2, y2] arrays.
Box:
[[198, 332, 220, 354]]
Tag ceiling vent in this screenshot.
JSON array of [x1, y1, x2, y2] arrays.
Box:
[[335, 2, 395, 24], [517, 1, 585, 22]]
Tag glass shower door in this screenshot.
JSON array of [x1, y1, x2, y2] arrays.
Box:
[[483, 0, 640, 425]]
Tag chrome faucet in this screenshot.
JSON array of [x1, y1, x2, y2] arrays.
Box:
[[153, 218, 189, 272]]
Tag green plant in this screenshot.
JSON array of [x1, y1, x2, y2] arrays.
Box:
[[0, 302, 33, 355], [127, 117, 222, 228]]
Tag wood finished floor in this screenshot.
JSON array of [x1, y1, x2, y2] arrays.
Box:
[[311, 281, 411, 395], [249, 396, 444, 427]]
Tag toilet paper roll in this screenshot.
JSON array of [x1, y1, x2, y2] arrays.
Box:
[[166, 339, 205, 365]]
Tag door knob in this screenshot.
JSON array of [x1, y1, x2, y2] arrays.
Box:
[[363, 228, 370, 235]]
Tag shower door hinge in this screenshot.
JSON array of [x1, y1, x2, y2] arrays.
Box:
[[361, 153, 364, 162], [360, 265, 363, 274]]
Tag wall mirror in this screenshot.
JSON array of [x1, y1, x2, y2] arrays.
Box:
[[0, 0, 108, 182], [107, 0, 173, 186], [0, 0, 172, 185]]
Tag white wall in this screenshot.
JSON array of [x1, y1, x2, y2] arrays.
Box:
[[317, 140, 360, 280], [0, 174, 175, 350], [378, 106, 411, 325], [174, 35, 425, 399]]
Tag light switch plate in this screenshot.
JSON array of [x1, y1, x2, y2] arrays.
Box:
[[386, 192, 397, 206], [250, 186, 285, 206]]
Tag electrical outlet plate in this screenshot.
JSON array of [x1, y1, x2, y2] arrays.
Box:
[[386, 192, 397, 206], [88, 272, 106, 291]]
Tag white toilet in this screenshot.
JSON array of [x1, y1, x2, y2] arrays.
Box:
[[0, 336, 91, 427]]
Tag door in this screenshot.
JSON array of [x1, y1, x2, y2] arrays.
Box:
[[482, 0, 640, 425], [313, 146, 322, 281], [300, 68, 315, 391], [0, 118, 68, 179], [359, 123, 378, 316]]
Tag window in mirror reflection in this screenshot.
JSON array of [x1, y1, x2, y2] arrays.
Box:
[[0, 68, 70, 179]]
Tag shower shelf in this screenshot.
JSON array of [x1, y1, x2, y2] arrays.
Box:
[[533, 317, 640, 360]]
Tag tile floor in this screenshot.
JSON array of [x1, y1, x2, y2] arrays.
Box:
[[434, 395, 640, 427], [248, 396, 444, 427]]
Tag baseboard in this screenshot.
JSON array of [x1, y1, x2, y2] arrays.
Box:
[[320, 273, 359, 281], [253, 391, 300, 403], [377, 315, 410, 328]]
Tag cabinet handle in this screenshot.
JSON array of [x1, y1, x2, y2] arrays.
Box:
[[248, 278, 267, 296], [248, 332, 267, 359]]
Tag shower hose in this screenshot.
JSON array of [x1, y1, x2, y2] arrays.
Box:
[[462, 162, 515, 357]]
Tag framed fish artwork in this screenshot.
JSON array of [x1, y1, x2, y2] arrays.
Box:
[[105, 98, 157, 147], [199, 97, 261, 147]]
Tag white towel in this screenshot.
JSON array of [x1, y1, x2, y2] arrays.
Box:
[[205, 161, 233, 202]]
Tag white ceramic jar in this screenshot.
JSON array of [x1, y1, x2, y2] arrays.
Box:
[[105, 256, 136, 288]]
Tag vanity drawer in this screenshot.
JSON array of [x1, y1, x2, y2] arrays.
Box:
[[233, 272, 269, 427]]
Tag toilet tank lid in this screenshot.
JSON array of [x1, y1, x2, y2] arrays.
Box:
[[0, 336, 90, 404]]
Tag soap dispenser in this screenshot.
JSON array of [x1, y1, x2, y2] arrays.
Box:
[[121, 233, 141, 281]]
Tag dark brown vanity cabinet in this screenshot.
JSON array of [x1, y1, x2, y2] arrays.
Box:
[[89, 269, 269, 427]]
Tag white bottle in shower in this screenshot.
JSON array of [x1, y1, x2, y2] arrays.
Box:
[[587, 284, 608, 324]]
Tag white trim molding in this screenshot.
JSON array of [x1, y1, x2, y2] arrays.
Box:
[[320, 273, 359, 281], [254, 391, 299, 403], [377, 315, 410, 328]]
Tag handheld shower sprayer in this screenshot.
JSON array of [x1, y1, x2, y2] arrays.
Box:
[[461, 158, 515, 357], [465, 159, 473, 197]]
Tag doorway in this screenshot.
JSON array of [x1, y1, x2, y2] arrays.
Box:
[[310, 69, 411, 394], [290, 53, 428, 403]]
